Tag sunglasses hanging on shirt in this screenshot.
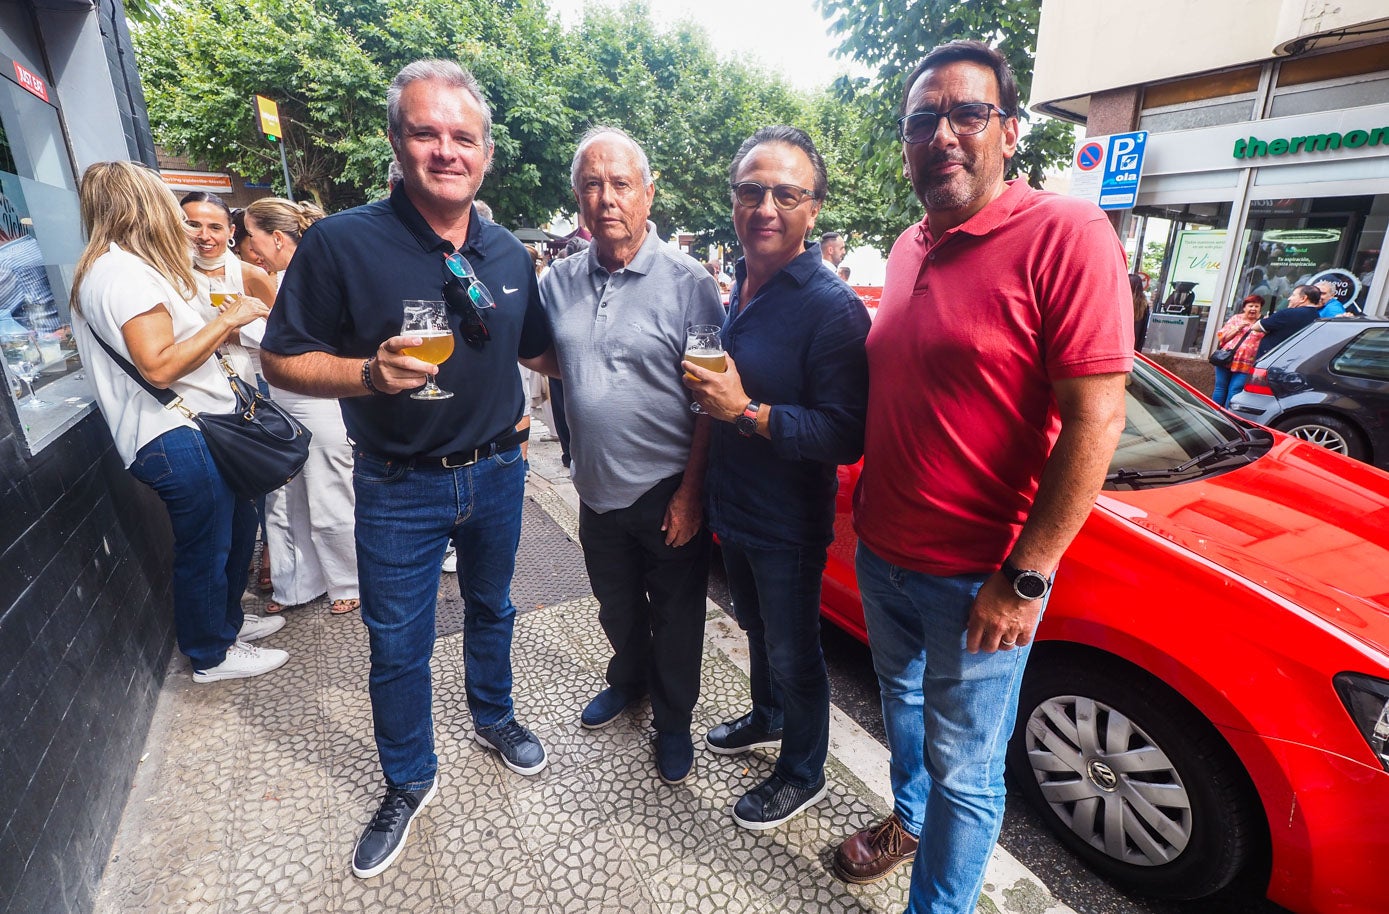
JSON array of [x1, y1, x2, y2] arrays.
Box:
[[442, 252, 494, 350]]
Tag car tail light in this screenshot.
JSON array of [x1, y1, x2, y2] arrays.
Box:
[[1243, 368, 1272, 397], [1334, 672, 1389, 772]]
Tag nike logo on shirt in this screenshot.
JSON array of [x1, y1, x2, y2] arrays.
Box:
[[503, 286, 518, 294]]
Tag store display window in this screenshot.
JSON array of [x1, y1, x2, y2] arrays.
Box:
[[1125, 201, 1234, 355]]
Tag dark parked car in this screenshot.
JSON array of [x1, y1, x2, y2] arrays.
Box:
[[1227, 316, 1389, 469]]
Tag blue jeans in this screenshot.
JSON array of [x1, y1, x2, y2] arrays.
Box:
[[128, 426, 258, 670], [856, 543, 1042, 914], [353, 446, 526, 790], [720, 536, 830, 788], [1211, 365, 1233, 407], [1226, 370, 1250, 404]]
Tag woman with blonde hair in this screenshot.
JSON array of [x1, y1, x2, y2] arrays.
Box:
[[242, 197, 361, 616], [69, 161, 289, 682]]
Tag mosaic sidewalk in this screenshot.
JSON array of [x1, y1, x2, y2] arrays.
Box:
[[94, 444, 1076, 914]]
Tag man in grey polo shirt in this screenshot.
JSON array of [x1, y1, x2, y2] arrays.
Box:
[[536, 126, 724, 784]]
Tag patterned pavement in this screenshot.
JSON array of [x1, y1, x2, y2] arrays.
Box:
[[93, 437, 1076, 914]]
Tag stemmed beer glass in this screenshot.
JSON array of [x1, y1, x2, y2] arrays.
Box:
[[402, 300, 455, 400], [684, 324, 726, 414]]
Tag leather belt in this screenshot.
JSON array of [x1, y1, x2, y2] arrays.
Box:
[[406, 427, 529, 470]]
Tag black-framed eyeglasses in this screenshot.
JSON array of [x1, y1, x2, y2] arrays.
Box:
[[442, 252, 494, 350], [730, 181, 818, 211], [897, 102, 1009, 144]]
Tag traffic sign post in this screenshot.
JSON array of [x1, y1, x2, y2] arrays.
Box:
[[1069, 131, 1148, 211], [254, 94, 295, 203]]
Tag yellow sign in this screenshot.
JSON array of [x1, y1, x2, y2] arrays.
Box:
[[255, 95, 281, 141]]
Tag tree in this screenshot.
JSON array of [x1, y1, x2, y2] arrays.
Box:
[[816, 0, 1075, 251]]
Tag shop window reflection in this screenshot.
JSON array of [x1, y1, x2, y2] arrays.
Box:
[[1126, 201, 1233, 355]]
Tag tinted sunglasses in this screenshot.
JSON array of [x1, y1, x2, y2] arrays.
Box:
[[730, 181, 818, 210], [442, 252, 493, 350]]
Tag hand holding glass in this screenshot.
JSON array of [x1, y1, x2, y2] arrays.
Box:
[[684, 324, 725, 414], [401, 300, 455, 400]]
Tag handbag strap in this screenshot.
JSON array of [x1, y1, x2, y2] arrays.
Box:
[[86, 327, 181, 408], [1223, 327, 1253, 351]]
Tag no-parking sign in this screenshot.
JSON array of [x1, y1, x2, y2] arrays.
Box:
[[1069, 131, 1148, 211]]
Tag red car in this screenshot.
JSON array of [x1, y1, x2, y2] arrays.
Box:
[[821, 356, 1389, 914]]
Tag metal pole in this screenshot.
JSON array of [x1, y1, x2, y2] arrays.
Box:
[[279, 140, 294, 202]]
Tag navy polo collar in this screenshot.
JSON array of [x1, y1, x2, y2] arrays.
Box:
[[389, 183, 486, 258], [733, 243, 824, 289]]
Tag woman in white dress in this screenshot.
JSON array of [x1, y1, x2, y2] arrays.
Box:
[[70, 161, 289, 682], [242, 197, 361, 616]]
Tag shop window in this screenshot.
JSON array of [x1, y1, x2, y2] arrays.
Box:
[[1331, 328, 1389, 382], [1139, 66, 1261, 133], [0, 56, 91, 453], [1126, 201, 1234, 355], [1231, 194, 1384, 317], [1268, 73, 1389, 118]]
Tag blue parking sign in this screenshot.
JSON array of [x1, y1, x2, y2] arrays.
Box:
[[1099, 131, 1147, 210]]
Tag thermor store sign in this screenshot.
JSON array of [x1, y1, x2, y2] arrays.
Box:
[[1233, 127, 1389, 160]]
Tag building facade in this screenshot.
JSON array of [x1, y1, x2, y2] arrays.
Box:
[[0, 3, 178, 913], [1034, 0, 1389, 359]]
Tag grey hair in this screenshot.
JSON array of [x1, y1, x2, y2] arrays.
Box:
[[570, 126, 653, 191], [729, 125, 828, 201], [387, 59, 494, 148]]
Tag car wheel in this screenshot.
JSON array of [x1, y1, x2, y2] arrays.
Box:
[[1007, 659, 1260, 899], [1272, 411, 1368, 461]]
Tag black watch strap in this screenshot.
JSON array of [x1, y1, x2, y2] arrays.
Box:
[[1001, 558, 1051, 600]]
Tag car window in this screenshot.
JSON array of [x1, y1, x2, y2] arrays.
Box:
[[1330, 328, 1389, 381], [1106, 360, 1272, 489]]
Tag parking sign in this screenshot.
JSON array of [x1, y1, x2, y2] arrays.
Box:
[[1069, 131, 1148, 211]]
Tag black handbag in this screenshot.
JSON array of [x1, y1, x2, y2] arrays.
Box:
[[1208, 328, 1252, 368], [89, 332, 312, 498]]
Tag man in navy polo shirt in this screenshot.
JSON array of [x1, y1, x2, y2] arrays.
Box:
[[261, 59, 551, 879], [684, 125, 870, 830]]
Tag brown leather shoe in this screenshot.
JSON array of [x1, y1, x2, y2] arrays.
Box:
[[832, 813, 919, 884]]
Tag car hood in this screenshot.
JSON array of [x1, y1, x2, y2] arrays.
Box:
[[1099, 436, 1389, 657]]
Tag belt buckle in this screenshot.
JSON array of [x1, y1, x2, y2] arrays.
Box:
[[441, 449, 480, 469]]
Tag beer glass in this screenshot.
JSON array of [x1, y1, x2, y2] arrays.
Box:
[[402, 300, 455, 400], [207, 276, 236, 309], [684, 324, 725, 414]]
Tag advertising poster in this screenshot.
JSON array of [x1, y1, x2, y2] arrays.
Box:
[[1165, 230, 1227, 310]]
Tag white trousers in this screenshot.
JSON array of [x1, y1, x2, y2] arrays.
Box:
[[264, 387, 359, 605]]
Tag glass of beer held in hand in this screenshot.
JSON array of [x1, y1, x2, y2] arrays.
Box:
[[402, 300, 456, 400], [684, 323, 725, 414]]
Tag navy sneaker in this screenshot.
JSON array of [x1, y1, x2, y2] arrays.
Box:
[[655, 730, 694, 785], [352, 778, 437, 878], [732, 773, 828, 830], [475, 719, 547, 775], [705, 712, 783, 755], [581, 685, 640, 729]]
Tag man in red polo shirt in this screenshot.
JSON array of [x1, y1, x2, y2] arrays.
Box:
[[830, 41, 1132, 913]]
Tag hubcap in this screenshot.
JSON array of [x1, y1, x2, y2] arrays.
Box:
[[1287, 423, 1348, 454], [1024, 695, 1193, 867]]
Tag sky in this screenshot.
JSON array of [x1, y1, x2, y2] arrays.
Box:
[[551, 0, 867, 93]]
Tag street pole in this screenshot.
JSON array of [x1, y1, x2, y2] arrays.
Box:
[[278, 139, 294, 203]]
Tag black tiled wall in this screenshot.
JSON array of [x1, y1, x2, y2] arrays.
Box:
[[0, 407, 175, 914]]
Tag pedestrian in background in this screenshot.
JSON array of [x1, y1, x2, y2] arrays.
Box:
[[1211, 295, 1262, 407], [685, 125, 870, 830], [69, 161, 289, 683]]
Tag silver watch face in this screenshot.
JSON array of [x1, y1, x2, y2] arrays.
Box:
[[1014, 571, 1049, 600]]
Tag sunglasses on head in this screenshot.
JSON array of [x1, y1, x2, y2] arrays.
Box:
[[442, 252, 493, 350]]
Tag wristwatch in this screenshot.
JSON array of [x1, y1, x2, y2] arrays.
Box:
[[1001, 558, 1051, 601], [736, 400, 761, 437]]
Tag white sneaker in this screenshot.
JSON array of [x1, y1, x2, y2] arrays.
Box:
[[192, 641, 289, 683], [239, 614, 285, 642], [441, 547, 457, 574]]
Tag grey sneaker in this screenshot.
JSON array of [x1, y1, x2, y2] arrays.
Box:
[[475, 719, 547, 775], [352, 778, 437, 878], [191, 641, 288, 683]]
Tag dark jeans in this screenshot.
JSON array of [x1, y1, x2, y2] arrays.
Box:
[[720, 536, 830, 788], [578, 475, 711, 733], [128, 426, 258, 670], [353, 446, 526, 790]]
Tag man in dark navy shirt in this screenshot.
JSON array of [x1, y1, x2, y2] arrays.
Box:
[[261, 59, 550, 880], [684, 125, 870, 831], [1255, 282, 1322, 357]]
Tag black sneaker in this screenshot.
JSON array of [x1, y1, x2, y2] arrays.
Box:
[[705, 712, 783, 755], [352, 779, 437, 878], [655, 730, 694, 785], [475, 719, 548, 775], [732, 773, 828, 830]]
